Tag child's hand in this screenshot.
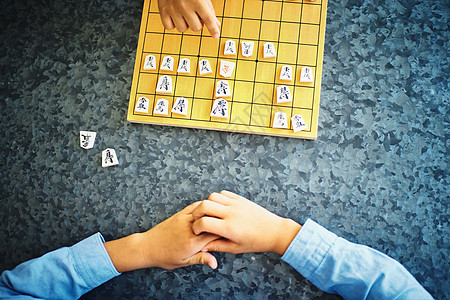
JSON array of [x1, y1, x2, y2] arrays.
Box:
[[158, 0, 221, 39], [192, 191, 302, 255], [104, 202, 220, 272]]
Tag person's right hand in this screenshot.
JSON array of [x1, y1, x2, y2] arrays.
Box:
[[104, 201, 220, 272], [158, 0, 221, 39], [191, 191, 302, 255]]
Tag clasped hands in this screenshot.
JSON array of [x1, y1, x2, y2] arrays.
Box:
[[104, 191, 302, 273]]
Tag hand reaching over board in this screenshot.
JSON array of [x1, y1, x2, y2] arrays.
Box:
[[158, 0, 221, 39], [192, 191, 302, 255], [104, 202, 220, 272]]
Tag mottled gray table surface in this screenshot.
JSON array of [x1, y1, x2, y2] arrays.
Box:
[[0, 0, 448, 299]]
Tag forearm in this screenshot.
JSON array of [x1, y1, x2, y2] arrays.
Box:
[[282, 219, 433, 299], [0, 233, 120, 299], [104, 232, 149, 273], [272, 218, 302, 255]]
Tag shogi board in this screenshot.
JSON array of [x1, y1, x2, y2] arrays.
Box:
[[127, 0, 328, 139]]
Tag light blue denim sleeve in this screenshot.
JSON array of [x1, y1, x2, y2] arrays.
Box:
[[281, 219, 433, 300], [0, 233, 120, 299]]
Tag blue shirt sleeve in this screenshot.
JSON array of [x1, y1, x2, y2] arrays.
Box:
[[281, 219, 433, 300], [0, 233, 120, 299]]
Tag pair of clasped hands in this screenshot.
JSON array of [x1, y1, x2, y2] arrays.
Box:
[[104, 191, 302, 272]]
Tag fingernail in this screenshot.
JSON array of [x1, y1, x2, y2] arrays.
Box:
[[212, 33, 220, 39]]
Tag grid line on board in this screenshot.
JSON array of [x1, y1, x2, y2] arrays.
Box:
[[133, 92, 315, 110], [247, 0, 266, 127], [138, 66, 317, 89], [171, 31, 185, 118], [152, 16, 166, 117], [133, 22, 146, 115], [267, 0, 285, 129], [146, 14, 321, 28], [188, 18, 204, 120], [227, 0, 246, 125], [134, 1, 161, 117], [207, 0, 228, 122], [146, 26, 321, 46], [290, 0, 304, 130], [140, 51, 318, 68], [308, 0, 323, 130]]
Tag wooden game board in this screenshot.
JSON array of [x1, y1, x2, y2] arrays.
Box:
[[127, 0, 328, 139]]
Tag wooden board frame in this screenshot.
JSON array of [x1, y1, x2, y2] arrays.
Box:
[[127, 0, 328, 139]]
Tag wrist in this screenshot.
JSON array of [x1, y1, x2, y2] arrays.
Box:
[[272, 218, 302, 255], [104, 232, 149, 272]]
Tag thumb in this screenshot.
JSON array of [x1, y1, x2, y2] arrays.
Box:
[[187, 252, 218, 269], [202, 239, 240, 254]]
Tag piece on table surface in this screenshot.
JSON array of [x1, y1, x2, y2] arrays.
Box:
[[143, 55, 156, 70], [153, 98, 170, 115], [219, 60, 235, 78], [210, 98, 229, 119], [291, 114, 308, 133], [272, 112, 288, 129], [279, 65, 293, 81], [156, 75, 173, 94], [80, 131, 97, 149], [102, 148, 119, 167], [215, 80, 232, 98], [171, 97, 189, 116], [299, 66, 314, 83], [263, 42, 276, 58], [276, 85, 292, 103], [160, 56, 174, 71], [177, 58, 190, 74], [199, 59, 213, 75], [224, 40, 237, 56], [241, 41, 254, 57], [134, 96, 150, 113]]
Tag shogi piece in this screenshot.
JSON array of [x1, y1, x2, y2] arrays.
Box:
[[143, 55, 156, 70], [279, 65, 293, 81], [272, 112, 288, 129], [300, 67, 314, 83], [160, 56, 174, 71], [102, 148, 119, 167], [171, 97, 189, 116], [153, 98, 169, 115], [219, 60, 235, 78], [263, 42, 276, 58], [215, 80, 231, 98], [80, 131, 96, 149], [156, 75, 173, 94], [210, 98, 229, 119], [291, 114, 308, 133], [276, 85, 292, 103], [177, 58, 190, 74], [199, 59, 213, 75], [241, 41, 254, 57], [224, 40, 237, 56], [135, 96, 150, 113]]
